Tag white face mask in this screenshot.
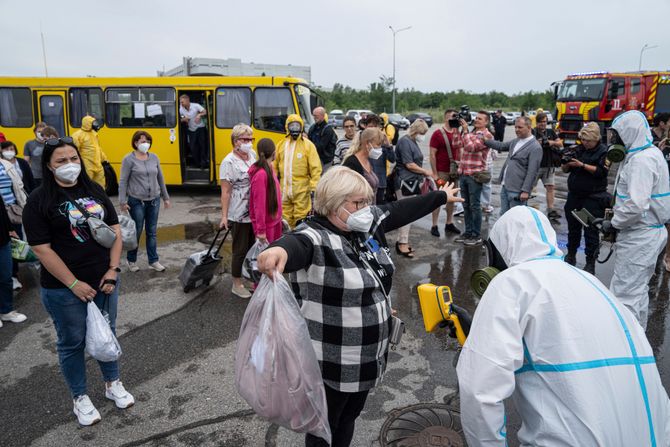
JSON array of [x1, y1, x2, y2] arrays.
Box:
[[342, 206, 374, 233], [369, 147, 383, 160], [416, 134, 425, 143], [53, 163, 81, 184], [239, 142, 253, 154], [137, 142, 151, 153], [35, 131, 44, 142], [1, 150, 15, 160]]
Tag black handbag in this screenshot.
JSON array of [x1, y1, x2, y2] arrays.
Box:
[[399, 177, 422, 196]]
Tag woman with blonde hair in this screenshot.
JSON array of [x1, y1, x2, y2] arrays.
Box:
[[257, 166, 462, 447], [394, 119, 432, 257], [341, 128, 384, 201], [219, 123, 257, 298]]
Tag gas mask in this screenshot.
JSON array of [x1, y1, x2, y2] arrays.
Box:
[[91, 120, 103, 132], [288, 122, 302, 140], [606, 128, 627, 163], [470, 239, 507, 298]]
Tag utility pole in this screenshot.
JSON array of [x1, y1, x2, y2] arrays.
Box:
[[40, 23, 49, 77], [389, 25, 411, 113], [639, 43, 658, 71]]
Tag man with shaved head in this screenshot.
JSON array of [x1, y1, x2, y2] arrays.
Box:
[[308, 106, 338, 172]]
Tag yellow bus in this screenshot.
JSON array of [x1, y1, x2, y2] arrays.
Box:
[[0, 76, 318, 185]]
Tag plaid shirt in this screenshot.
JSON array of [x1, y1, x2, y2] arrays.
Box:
[[289, 208, 394, 393], [459, 130, 491, 175]]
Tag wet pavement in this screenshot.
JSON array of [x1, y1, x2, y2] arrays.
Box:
[[1, 125, 669, 446]]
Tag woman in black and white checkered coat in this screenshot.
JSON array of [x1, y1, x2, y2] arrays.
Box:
[[258, 166, 463, 447]]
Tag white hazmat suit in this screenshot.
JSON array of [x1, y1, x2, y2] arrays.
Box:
[[457, 205, 670, 447], [610, 110, 670, 329]]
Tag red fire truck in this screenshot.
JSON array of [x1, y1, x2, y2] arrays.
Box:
[[553, 71, 670, 144]]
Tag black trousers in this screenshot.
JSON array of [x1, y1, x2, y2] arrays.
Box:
[[188, 127, 209, 168], [230, 221, 255, 278], [494, 129, 505, 142], [305, 385, 370, 447], [564, 192, 606, 259], [375, 187, 386, 205]]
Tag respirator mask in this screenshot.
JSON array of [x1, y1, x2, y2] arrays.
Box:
[[470, 239, 507, 298], [606, 128, 627, 163]]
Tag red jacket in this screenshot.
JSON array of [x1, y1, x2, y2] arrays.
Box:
[[248, 164, 282, 236]]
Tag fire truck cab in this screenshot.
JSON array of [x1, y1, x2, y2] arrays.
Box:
[[554, 71, 670, 144]]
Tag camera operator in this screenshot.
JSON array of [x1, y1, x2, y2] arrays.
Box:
[[532, 112, 563, 219], [561, 122, 609, 274]]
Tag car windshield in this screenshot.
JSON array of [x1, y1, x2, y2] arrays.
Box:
[[293, 85, 315, 131], [557, 79, 606, 102]]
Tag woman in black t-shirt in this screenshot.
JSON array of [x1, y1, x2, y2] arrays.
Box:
[[23, 137, 135, 426]]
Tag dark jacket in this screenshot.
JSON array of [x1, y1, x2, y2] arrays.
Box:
[[308, 121, 337, 165], [492, 114, 506, 134], [14, 158, 36, 194], [532, 128, 561, 168], [565, 143, 609, 196]]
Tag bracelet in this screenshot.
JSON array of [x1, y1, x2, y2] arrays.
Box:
[[68, 279, 78, 289]]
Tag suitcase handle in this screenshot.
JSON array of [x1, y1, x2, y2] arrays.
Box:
[[206, 226, 231, 258]]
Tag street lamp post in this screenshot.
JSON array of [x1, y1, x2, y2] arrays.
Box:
[[639, 43, 658, 71], [389, 25, 411, 113]]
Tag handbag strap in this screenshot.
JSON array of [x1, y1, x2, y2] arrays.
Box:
[[61, 189, 93, 220], [439, 127, 455, 162]]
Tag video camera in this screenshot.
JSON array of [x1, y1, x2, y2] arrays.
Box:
[[459, 105, 472, 124], [559, 145, 578, 164]]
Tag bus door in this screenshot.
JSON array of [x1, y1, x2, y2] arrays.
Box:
[[35, 90, 67, 137], [177, 89, 213, 184]]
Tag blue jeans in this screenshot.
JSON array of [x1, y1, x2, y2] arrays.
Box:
[[41, 287, 120, 397], [500, 186, 527, 215], [0, 242, 13, 313], [480, 181, 492, 207], [460, 175, 484, 238], [127, 196, 160, 264]]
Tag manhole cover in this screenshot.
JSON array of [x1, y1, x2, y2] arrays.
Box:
[[191, 205, 221, 215], [380, 403, 465, 447]]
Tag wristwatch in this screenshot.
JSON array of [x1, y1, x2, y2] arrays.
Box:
[[109, 266, 121, 273]]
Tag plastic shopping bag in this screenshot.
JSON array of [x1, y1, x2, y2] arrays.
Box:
[[119, 214, 138, 251], [85, 302, 122, 362], [10, 238, 38, 262], [235, 274, 331, 444], [242, 240, 268, 283]]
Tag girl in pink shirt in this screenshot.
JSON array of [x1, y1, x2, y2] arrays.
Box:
[[248, 139, 283, 243]]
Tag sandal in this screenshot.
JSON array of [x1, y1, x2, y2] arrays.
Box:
[[395, 242, 415, 258]]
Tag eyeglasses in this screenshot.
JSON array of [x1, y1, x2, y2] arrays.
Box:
[[238, 137, 255, 143], [45, 136, 74, 148], [346, 199, 371, 210]]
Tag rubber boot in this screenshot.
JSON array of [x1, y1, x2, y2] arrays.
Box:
[[564, 250, 577, 266], [583, 256, 596, 275]]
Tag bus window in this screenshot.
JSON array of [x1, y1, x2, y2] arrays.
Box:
[[40, 95, 66, 137], [253, 88, 294, 133], [0, 88, 33, 127], [216, 87, 251, 128], [69, 88, 104, 127], [105, 87, 176, 127], [294, 85, 315, 132]]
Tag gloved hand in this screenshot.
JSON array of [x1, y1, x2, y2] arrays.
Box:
[[592, 218, 616, 236]]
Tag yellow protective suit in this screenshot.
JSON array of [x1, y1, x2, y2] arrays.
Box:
[[273, 114, 322, 228], [380, 113, 396, 143], [72, 115, 107, 187], [530, 108, 544, 129]]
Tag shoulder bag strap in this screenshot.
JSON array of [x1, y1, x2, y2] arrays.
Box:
[[60, 189, 92, 220], [439, 127, 455, 162]]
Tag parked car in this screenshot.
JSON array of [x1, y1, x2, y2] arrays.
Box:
[[328, 112, 345, 128], [388, 113, 410, 129], [345, 109, 374, 125], [406, 112, 433, 127], [505, 111, 521, 125]]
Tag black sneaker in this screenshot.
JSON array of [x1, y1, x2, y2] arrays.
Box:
[[564, 253, 577, 266], [454, 234, 472, 243], [548, 209, 562, 219], [444, 223, 462, 235], [463, 236, 483, 246], [430, 226, 440, 237]]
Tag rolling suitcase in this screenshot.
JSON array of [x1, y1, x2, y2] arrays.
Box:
[[179, 227, 230, 293]]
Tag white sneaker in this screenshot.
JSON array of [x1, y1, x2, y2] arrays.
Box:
[[149, 261, 166, 272], [105, 380, 135, 409], [12, 277, 22, 290], [0, 311, 27, 323], [231, 284, 252, 299], [127, 261, 139, 272], [0, 319, 3, 328], [73, 395, 101, 426]]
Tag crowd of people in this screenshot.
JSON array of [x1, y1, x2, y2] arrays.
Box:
[[2, 103, 670, 446]]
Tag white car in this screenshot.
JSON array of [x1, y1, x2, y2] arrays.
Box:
[[345, 109, 374, 125]]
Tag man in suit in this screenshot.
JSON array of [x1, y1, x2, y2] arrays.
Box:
[[483, 117, 542, 215]]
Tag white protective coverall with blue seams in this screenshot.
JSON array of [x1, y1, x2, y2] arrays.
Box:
[[457, 206, 670, 447], [610, 110, 670, 329]]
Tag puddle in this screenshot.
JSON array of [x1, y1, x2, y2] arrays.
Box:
[[155, 221, 218, 245]]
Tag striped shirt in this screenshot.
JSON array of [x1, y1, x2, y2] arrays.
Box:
[[0, 164, 16, 205]]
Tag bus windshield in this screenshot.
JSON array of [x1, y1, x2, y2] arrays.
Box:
[[557, 79, 607, 102], [294, 84, 315, 132]]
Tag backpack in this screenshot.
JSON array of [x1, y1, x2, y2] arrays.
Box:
[[385, 123, 400, 146]]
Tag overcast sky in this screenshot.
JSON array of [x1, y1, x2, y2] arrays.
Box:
[[2, 0, 669, 94]]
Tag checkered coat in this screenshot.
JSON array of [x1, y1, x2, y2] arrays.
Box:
[[290, 208, 395, 393]]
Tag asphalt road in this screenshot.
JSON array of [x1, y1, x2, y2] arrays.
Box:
[[1, 124, 668, 446]]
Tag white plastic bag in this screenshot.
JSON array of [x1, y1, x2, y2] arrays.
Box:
[[235, 274, 331, 444], [242, 240, 268, 283], [85, 302, 122, 362], [119, 214, 138, 251]]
